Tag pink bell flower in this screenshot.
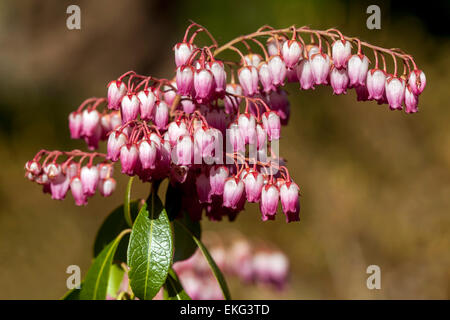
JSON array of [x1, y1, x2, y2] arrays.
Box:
[[366, 69, 386, 100], [80, 165, 99, 196], [68, 112, 83, 139], [107, 80, 127, 110], [223, 176, 245, 209], [268, 55, 287, 86], [137, 89, 156, 121], [238, 66, 259, 96], [331, 39, 352, 69], [347, 54, 370, 87], [330, 67, 349, 95], [260, 183, 279, 221], [408, 69, 426, 95], [120, 144, 139, 175], [243, 169, 264, 202], [281, 40, 303, 69], [176, 65, 195, 96], [310, 52, 331, 85], [385, 76, 405, 110], [279, 181, 300, 222]]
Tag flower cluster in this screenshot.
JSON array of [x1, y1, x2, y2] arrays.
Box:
[[25, 23, 425, 222], [24, 150, 115, 205], [172, 238, 289, 299]]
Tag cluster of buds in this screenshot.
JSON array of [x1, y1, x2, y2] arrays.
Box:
[[25, 22, 425, 222], [24, 150, 115, 205], [173, 237, 289, 299]]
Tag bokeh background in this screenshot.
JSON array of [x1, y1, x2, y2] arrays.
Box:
[[0, 0, 449, 299]]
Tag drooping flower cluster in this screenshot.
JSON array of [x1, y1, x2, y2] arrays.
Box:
[[24, 150, 115, 205], [172, 237, 290, 299], [25, 23, 425, 221]]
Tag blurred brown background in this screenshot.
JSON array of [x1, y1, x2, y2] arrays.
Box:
[[0, 0, 449, 299]]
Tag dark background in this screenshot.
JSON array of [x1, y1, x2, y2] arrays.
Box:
[[0, 0, 449, 299]]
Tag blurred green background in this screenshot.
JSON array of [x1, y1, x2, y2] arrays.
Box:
[[0, 0, 449, 299]]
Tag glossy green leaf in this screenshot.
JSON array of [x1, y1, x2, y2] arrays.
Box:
[[107, 264, 125, 299], [174, 220, 231, 300], [163, 269, 191, 300], [80, 229, 130, 300], [124, 177, 135, 227], [127, 192, 173, 300], [93, 200, 140, 261], [173, 212, 201, 263]]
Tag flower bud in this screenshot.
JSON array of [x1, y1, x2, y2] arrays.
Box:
[[138, 139, 158, 169], [80, 165, 99, 197], [99, 177, 116, 197], [282, 40, 303, 69], [262, 111, 281, 141], [279, 181, 300, 222], [330, 67, 349, 95], [121, 93, 140, 124], [260, 183, 279, 221], [227, 123, 245, 152], [267, 37, 283, 56], [238, 113, 257, 145], [366, 69, 386, 100], [69, 112, 83, 139], [209, 165, 229, 195], [81, 109, 100, 137], [120, 144, 139, 175], [331, 39, 351, 69], [244, 53, 263, 67], [310, 52, 331, 85], [223, 176, 245, 209], [137, 89, 156, 121], [258, 61, 274, 93], [194, 69, 215, 102], [107, 80, 127, 110], [385, 76, 405, 110], [44, 163, 62, 180], [97, 163, 113, 179], [174, 42, 195, 67], [408, 69, 426, 95], [50, 173, 70, 200], [238, 66, 259, 96], [207, 60, 227, 93], [347, 54, 370, 87], [268, 55, 287, 87], [176, 65, 195, 96], [70, 177, 87, 206], [154, 101, 169, 130], [243, 169, 264, 202], [168, 120, 189, 146], [174, 135, 194, 166], [296, 59, 315, 90], [25, 160, 41, 175], [107, 130, 128, 161], [194, 126, 215, 160], [404, 85, 419, 114]]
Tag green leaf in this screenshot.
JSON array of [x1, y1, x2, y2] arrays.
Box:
[[93, 200, 140, 260], [163, 269, 191, 300], [124, 177, 135, 227], [174, 220, 231, 300], [61, 285, 82, 300], [173, 212, 201, 263], [107, 264, 125, 299], [127, 192, 173, 300], [80, 229, 130, 300]]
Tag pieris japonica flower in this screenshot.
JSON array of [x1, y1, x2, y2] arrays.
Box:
[[223, 176, 245, 210], [347, 54, 370, 87], [330, 67, 349, 95], [281, 40, 303, 69], [107, 80, 127, 110], [366, 69, 386, 100], [174, 42, 195, 67], [238, 66, 259, 96], [385, 76, 405, 110], [310, 52, 330, 85], [408, 69, 426, 95], [331, 39, 352, 69], [27, 23, 426, 231]]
